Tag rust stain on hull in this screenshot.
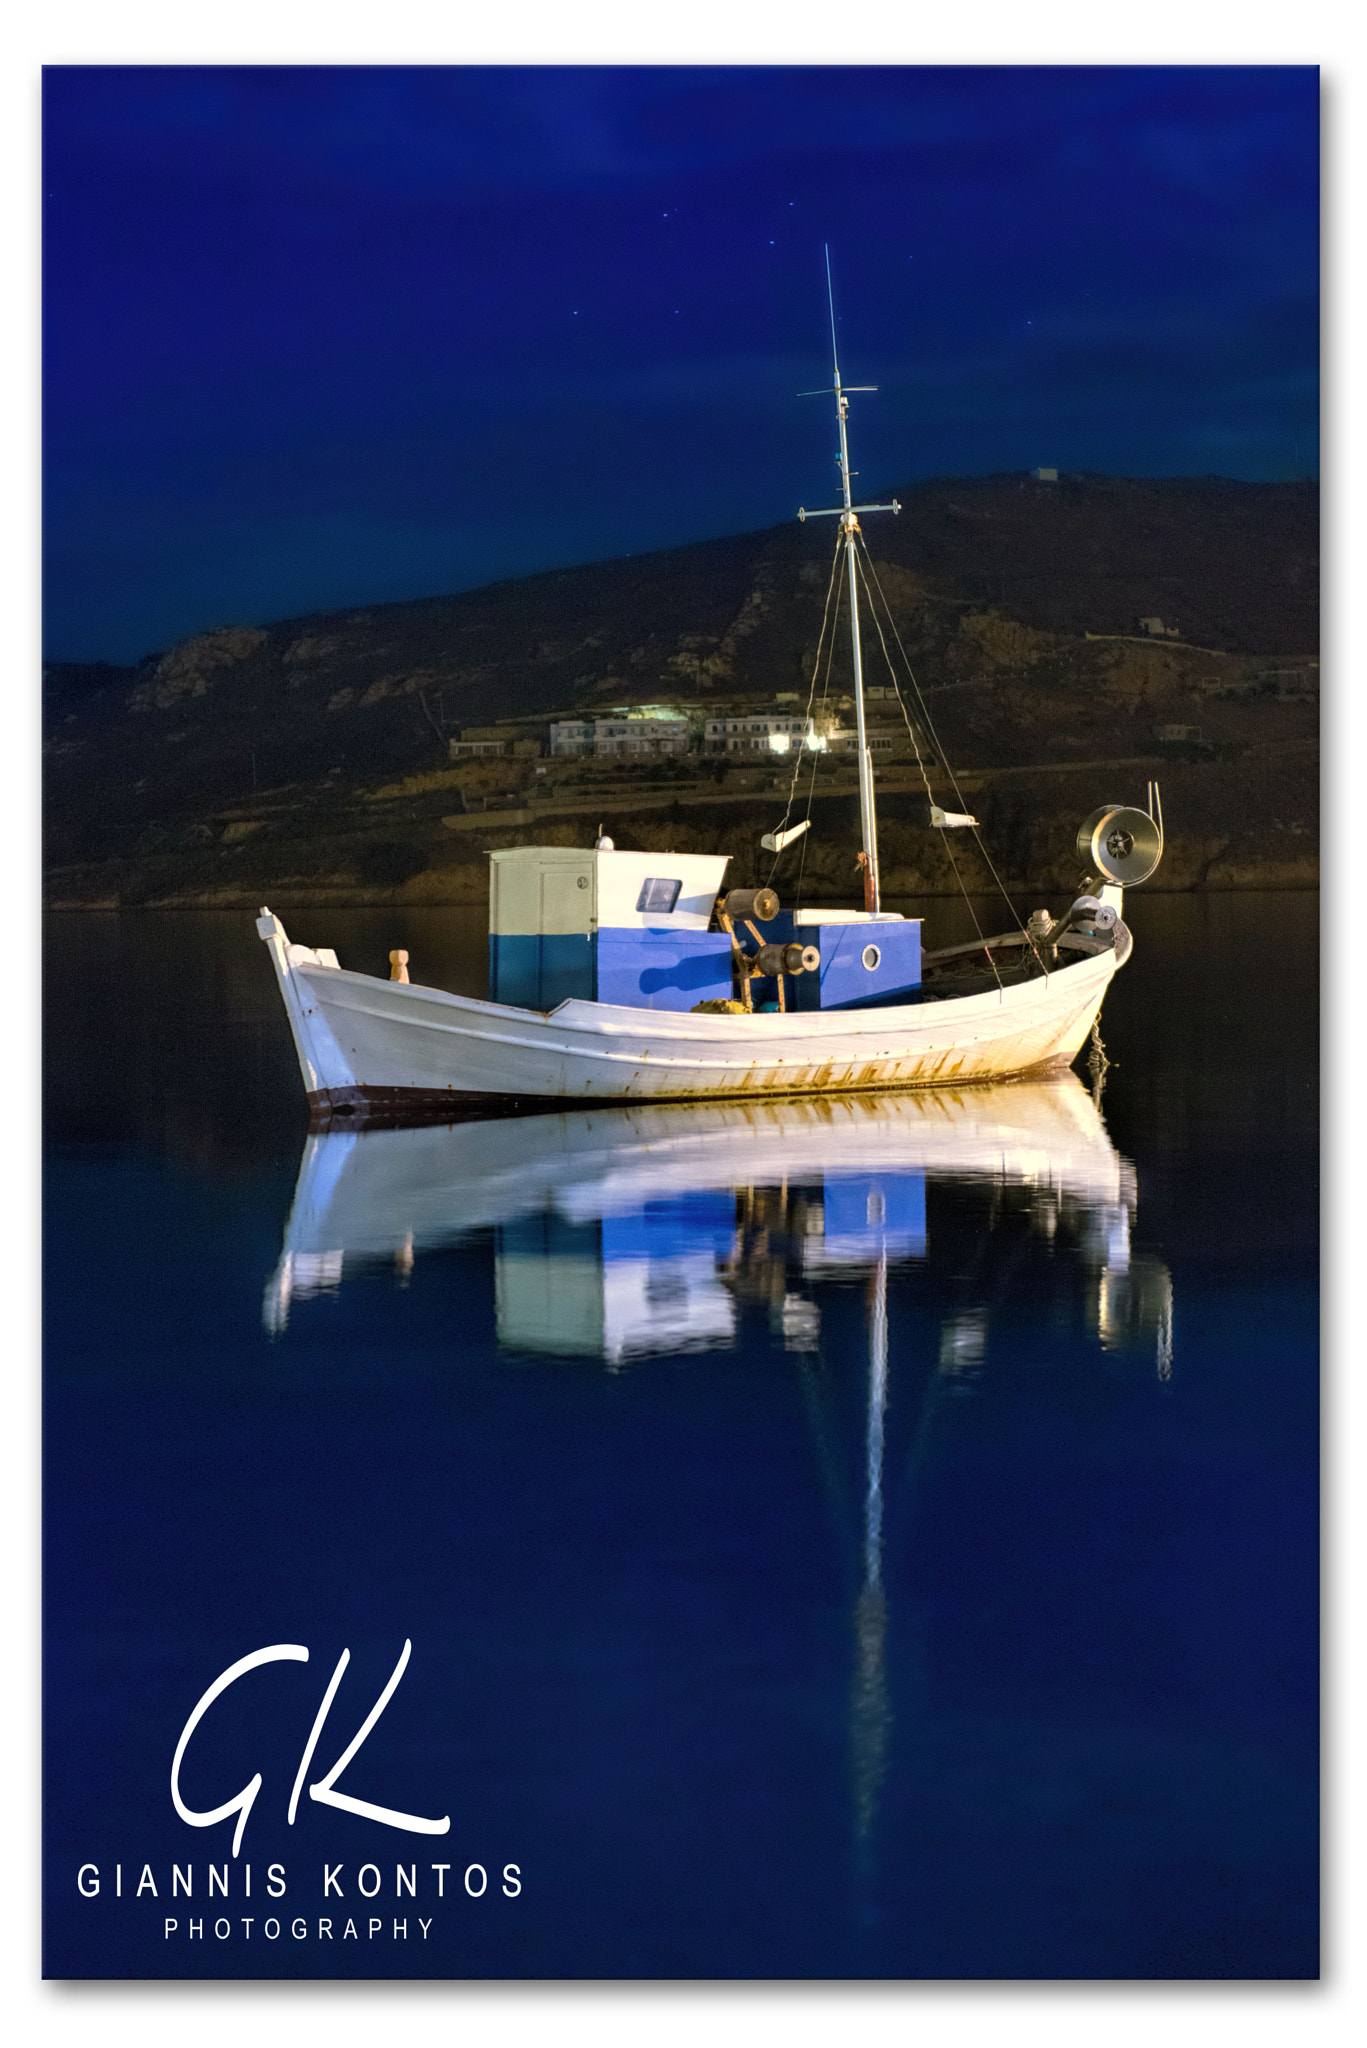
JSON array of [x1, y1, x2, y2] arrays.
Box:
[[299, 946, 1115, 1127], [309, 1033, 1095, 1128]]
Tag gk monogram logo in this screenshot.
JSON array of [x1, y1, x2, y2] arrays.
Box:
[[171, 1640, 450, 1854]]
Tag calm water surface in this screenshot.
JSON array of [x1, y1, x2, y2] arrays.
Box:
[[43, 895, 1318, 1979]]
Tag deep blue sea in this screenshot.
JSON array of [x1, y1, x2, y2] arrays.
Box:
[[42, 894, 1318, 1979]]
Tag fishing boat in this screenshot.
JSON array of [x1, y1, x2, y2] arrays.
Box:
[[259, 273, 1164, 1119]]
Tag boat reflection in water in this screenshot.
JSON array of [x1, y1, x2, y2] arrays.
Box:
[[265, 1076, 1169, 1364], [264, 1076, 1173, 1869]]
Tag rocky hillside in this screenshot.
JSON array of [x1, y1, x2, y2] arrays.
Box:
[[43, 473, 1318, 909]]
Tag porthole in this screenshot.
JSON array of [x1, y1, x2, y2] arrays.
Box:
[[862, 943, 881, 972]]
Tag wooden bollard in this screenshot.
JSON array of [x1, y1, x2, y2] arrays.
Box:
[[389, 949, 409, 984]]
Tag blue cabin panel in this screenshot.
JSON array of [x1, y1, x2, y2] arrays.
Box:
[[489, 933, 538, 1008], [594, 927, 734, 1011], [541, 934, 596, 1007], [793, 920, 922, 1011], [492, 909, 920, 1014], [490, 932, 594, 1009]]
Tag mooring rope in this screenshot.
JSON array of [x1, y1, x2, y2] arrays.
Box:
[[1087, 1017, 1112, 1107]]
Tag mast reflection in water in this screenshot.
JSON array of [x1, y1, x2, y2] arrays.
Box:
[[265, 1079, 1174, 1885]]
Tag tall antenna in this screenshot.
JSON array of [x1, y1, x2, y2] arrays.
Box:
[[825, 243, 841, 384]]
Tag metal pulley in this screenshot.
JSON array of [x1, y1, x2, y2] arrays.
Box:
[[1076, 804, 1163, 886], [723, 886, 780, 923]]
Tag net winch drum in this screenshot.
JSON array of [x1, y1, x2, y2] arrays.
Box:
[[1076, 805, 1163, 886], [753, 942, 821, 977], [722, 886, 780, 924], [1064, 894, 1118, 938]]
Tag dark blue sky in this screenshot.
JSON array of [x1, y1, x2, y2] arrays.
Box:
[[42, 65, 1319, 664]]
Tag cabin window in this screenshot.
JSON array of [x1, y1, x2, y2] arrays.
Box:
[[635, 877, 682, 915], [862, 944, 882, 971]]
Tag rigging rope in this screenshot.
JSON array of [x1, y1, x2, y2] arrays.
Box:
[[851, 547, 1004, 990], [766, 528, 844, 891], [793, 609, 843, 908], [758, 530, 1048, 995], [855, 539, 1047, 981]]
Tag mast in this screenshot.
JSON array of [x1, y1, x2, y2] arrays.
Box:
[[798, 251, 901, 913]]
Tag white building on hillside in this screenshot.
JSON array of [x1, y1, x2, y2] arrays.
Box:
[[704, 712, 823, 755], [824, 728, 900, 757], [549, 714, 692, 759], [592, 716, 691, 758], [548, 719, 597, 756]]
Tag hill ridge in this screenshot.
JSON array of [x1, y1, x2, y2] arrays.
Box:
[[43, 473, 1318, 909]]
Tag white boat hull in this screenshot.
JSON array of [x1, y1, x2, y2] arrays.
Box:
[[259, 910, 1126, 1112]]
